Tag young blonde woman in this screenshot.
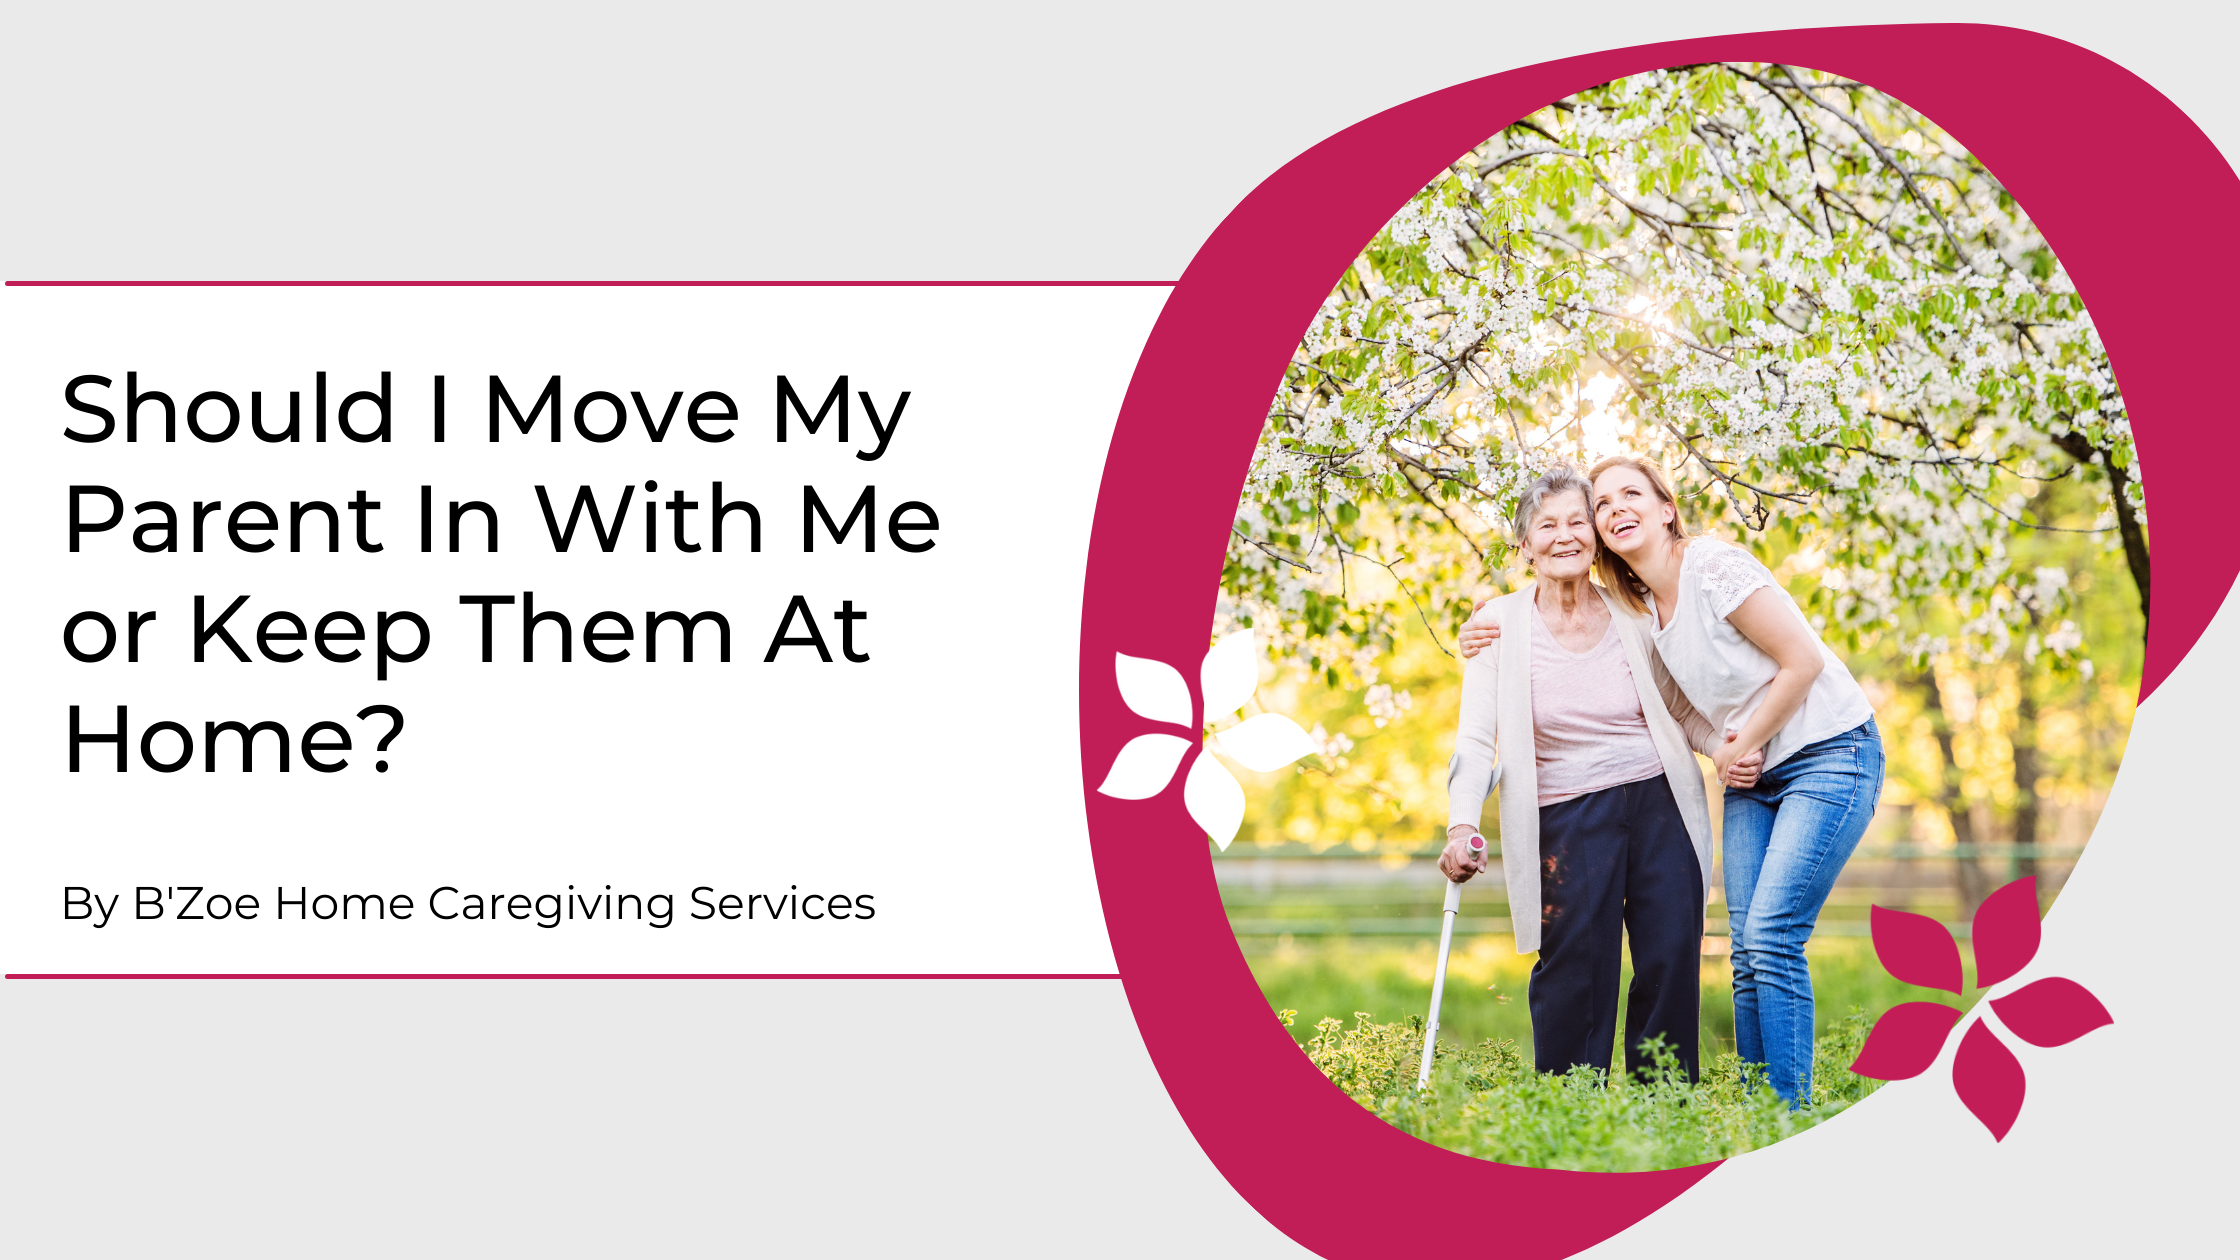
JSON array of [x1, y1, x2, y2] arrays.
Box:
[[1441, 463, 1761, 1086], [1459, 454, 1883, 1106]]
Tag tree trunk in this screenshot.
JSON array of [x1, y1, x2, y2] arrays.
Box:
[[2052, 429, 2149, 633], [2010, 670, 2040, 886], [1916, 666, 1987, 917], [2008, 484, 2049, 891]]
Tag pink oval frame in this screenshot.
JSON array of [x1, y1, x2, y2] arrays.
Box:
[[1081, 24, 2220, 1260]]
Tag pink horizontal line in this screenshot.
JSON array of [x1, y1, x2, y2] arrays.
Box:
[[5, 279, 1177, 288], [8, 972, 1123, 980]]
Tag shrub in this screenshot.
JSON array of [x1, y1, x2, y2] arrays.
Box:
[[1283, 1007, 1881, 1171]]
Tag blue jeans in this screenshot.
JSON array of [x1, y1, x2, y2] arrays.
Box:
[[1721, 718, 1884, 1106]]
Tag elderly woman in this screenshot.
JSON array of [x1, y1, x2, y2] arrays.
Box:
[[1443, 464, 1757, 1085]]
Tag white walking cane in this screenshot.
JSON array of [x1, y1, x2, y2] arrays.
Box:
[[1417, 831, 1489, 1090]]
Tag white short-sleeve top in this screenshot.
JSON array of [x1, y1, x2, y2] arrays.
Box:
[[1645, 538, 1874, 770]]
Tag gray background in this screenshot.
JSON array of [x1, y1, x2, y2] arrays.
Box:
[[11, 2, 2237, 283], [4, 4, 2228, 1255]]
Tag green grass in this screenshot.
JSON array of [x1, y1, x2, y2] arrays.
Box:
[[1249, 934, 1965, 1170], [1292, 1006, 1880, 1171], [1246, 933, 1964, 1069]]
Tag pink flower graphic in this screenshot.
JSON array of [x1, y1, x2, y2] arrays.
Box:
[[1849, 877, 2112, 1140]]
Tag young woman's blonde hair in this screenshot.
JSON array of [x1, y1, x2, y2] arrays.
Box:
[[1586, 453, 1691, 615]]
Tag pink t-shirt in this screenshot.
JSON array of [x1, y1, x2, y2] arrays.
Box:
[[1529, 601, 1667, 806]]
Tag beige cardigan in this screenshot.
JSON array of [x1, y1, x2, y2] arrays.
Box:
[[1446, 582, 1721, 954]]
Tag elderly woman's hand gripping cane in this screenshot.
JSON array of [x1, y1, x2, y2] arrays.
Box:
[[1419, 823, 1492, 1089]]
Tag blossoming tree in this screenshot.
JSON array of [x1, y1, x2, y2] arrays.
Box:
[[1226, 63, 2143, 693]]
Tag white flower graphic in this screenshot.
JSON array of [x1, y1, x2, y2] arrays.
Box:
[[1094, 630, 1318, 849]]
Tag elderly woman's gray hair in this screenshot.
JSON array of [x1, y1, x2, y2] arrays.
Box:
[[1511, 462, 1596, 546]]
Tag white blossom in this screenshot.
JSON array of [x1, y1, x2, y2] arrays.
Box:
[[1229, 63, 2138, 688]]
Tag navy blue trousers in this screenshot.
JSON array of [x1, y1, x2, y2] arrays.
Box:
[[1529, 773, 1703, 1083]]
